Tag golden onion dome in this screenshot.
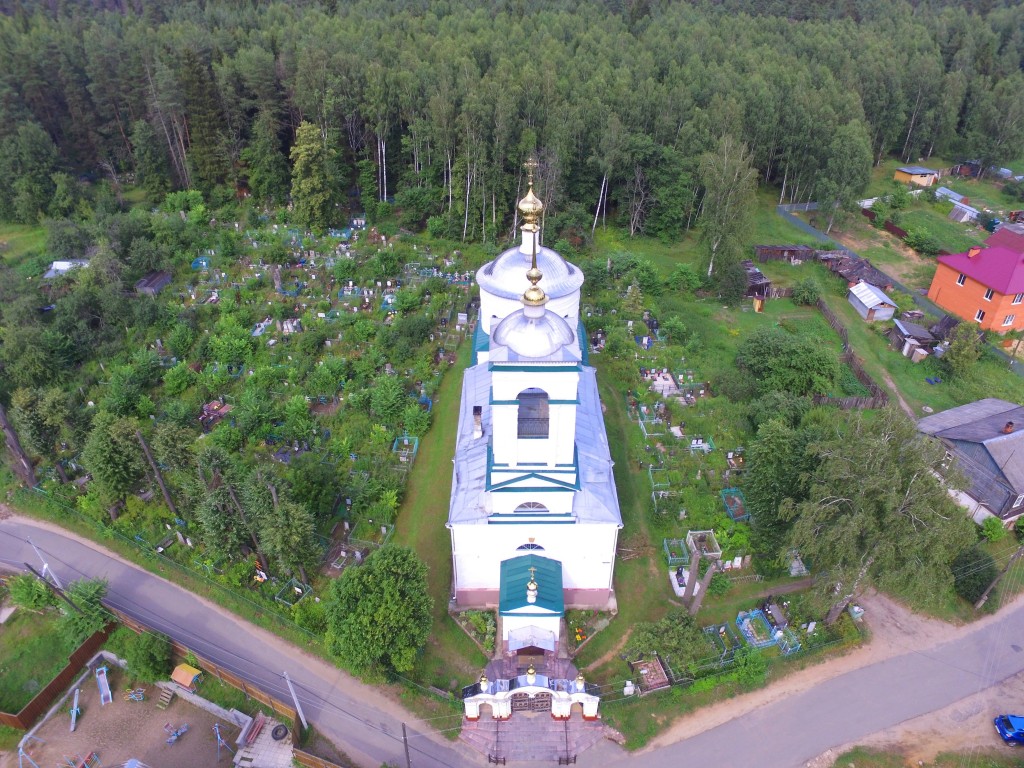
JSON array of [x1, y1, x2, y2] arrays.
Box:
[[518, 186, 543, 222]]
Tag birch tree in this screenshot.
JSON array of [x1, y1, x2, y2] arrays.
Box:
[[783, 408, 973, 623], [698, 135, 756, 280]]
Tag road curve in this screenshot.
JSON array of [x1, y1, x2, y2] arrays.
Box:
[[4, 516, 1024, 768]]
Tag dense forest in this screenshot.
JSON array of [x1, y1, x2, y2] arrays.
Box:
[[0, 0, 1022, 245]]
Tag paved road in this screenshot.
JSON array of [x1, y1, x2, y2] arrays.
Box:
[[4, 517, 1024, 768]]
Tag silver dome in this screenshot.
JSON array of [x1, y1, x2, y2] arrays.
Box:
[[477, 245, 584, 301], [492, 305, 576, 358]]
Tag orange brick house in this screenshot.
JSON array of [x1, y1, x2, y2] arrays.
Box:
[[927, 245, 1024, 333]]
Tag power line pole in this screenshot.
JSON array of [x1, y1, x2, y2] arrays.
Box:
[[282, 671, 308, 731], [28, 536, 62, 589], [402, 722, 412, 768], [975, 543, 1024, 609], [24, 563, 81, 614]]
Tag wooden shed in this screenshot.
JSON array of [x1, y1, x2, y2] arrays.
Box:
[[134, 270, 173, 297], [171, 663, 203, 692], [894, 165, 939, 187], [742, 260, 772, 298], [848, 281, 897, 322]]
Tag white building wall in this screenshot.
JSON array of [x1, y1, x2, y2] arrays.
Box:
[[491, 369, 579, 401], [451, 521, 618, 593]]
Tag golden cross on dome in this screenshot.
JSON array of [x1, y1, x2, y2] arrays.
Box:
[[524, 157, 539, 186], [528, 565, 537, 580]]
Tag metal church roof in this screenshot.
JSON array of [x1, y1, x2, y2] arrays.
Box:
[[499, 554, 564, 615]]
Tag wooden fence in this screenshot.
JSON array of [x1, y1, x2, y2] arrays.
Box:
[[813, 300, 890, 410], [817, 299, 849, 347], [0, 624, 112, 729], [883, 221, 909, 239]]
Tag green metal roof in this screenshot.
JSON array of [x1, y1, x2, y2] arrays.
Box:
[[499, 554, 564, 616]]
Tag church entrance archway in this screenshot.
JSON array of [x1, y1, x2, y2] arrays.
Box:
[[510, 692, 552, 713]]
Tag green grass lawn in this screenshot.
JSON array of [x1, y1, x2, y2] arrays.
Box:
[[833, 747, 1021, 768], [899, 208, 986, 253], [393, 342, 488, 692], [0, 609, 76, 712], [0, 223, 46, 265], [747, 188, 825, 246]]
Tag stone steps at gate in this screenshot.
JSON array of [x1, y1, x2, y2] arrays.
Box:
[[460, 715, 608, 762]]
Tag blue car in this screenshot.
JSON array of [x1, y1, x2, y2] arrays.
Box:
[[994, 714, 1024, 745]]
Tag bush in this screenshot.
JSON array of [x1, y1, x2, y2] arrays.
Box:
[[122, 630, 173, 683], [7, 573, 57, 611], [791, 278, 820, 306], [903, 229, 941, 257], [292, 598, 328, 635], [732, 646, 767, 689], [952, 546, 997, 604], [981, 516, 1008, 542], [58, 579, 112, 645]]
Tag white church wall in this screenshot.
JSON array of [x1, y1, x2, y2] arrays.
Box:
[[451, 522, 618, 593], [491, 369, 579, 401]]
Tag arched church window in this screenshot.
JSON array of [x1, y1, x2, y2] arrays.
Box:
[[517, 389, 549, 437], [516, 543, 545, 551], [514, 502, 549, 513]]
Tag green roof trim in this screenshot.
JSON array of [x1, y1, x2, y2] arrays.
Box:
[[471, 324, 489, 365], [499, 554, 564, 615], [489, 363, 582, 373]]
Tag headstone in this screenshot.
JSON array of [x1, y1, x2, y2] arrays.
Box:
[[176, 531, 186, 545]]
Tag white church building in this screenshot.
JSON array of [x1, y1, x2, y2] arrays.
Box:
[[447, 176, 622, 655]]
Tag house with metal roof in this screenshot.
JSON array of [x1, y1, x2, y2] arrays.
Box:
[[134, 270, 173, 297], [43, 259, 90, 279], [927, 245, 1024, 333], [987, 222, 1024, 255], [848, 281, 897, 322], [934, 186, 965, 204], [918, 399, 1024, 522], [894, 165, 939, 186]]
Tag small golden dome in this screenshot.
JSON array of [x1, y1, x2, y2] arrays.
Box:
[[523, 285, 546, 306], [518, 186, 543, 222]]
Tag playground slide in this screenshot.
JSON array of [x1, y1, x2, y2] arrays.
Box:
[[95, 666, 113, 706]]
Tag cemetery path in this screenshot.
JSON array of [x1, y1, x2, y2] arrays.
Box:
[[5, 512, 1024, 768]]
